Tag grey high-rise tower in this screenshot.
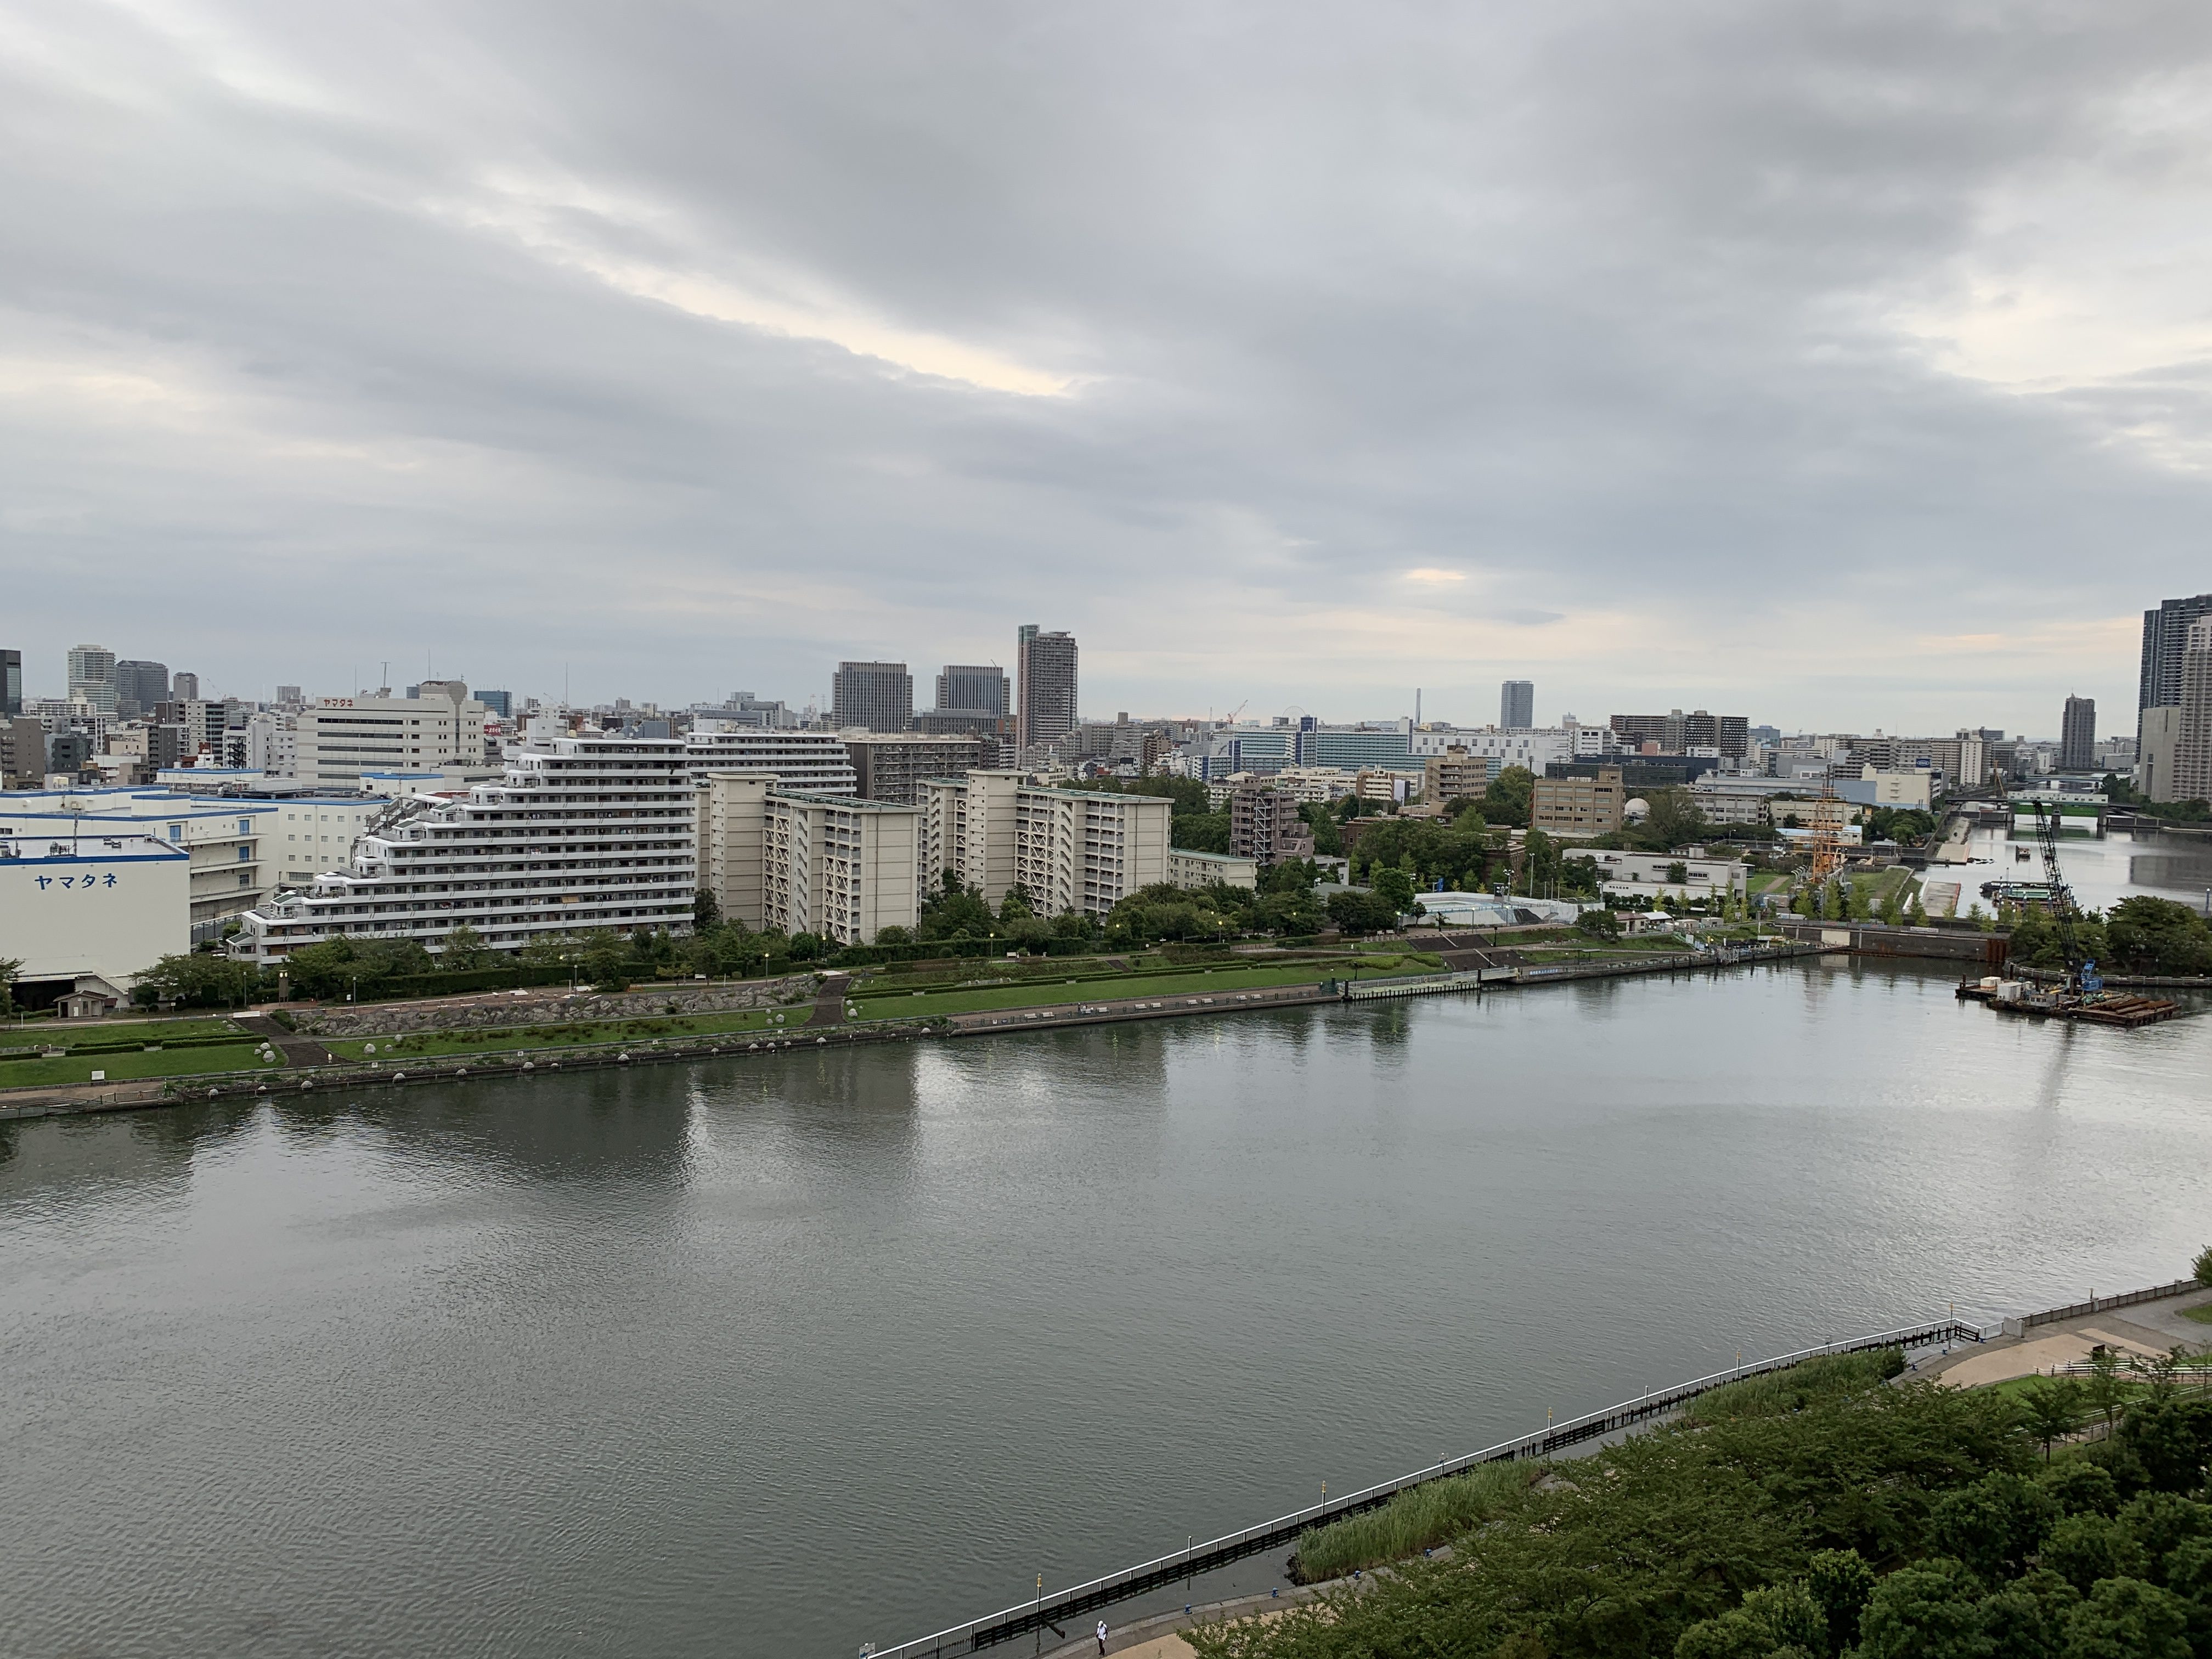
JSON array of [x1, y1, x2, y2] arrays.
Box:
[[934, 664, 1009, 716], [0, 648, 20, 717], [830, 661, 913, 732], [1500, 679, 1534, 728], [1016, 625, 1078, 749], [2058, 696, 2096, 772], [114, 659, 170, 718], [2140, 593, 2212, 737]]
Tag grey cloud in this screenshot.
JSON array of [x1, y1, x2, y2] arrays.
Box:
[[2, 0, 2209, 730]]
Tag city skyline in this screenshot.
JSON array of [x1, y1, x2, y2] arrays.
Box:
[[3, 7, 2204, 733]]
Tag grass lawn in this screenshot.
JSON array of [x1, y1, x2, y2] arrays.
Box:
[[852, 960, 1426, 1022], [2185, 1304, 2212, 1325], [0, 1016, 246, 1051], [0, 1045, 289, 1089]]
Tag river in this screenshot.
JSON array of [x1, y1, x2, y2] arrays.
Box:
[[3, 958, 2209, 1658]]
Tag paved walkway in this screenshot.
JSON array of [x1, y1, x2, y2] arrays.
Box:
[[1917, 1287, 2212, 1389], [805, 973, 851, 1028], [234, 1013, 337, 1068]]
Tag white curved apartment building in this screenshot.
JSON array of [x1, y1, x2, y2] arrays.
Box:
[[682, 723, 856, 794], [228, 734, 695, 962]]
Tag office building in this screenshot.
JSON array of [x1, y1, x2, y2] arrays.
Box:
[[1015, 625, 1079, 749], [475, 689, 514, 720], [171, 670, 200, 701], [1500, 680, 1534, 729], [934, 664, 1009, 717], [842, 732, 992, 804], [919, 771, 1169, 916], [1228, 786, 1315, 866], [1531, 766, 1626, 836], [2140, 594, 2212, 736], [682, 723, 857, 793], [113, 660, 170, 718], [831, 661, 913, 733], [2, 648, 22, 718], [2059, 696, 2097, 773], [293, 683, 491, 787], [66, 645, 119, 715], [229, 731, 697, 964], [1409, 726, 1578, 774], [697, 772, 919, 945], [0, 828, 190, 1011]]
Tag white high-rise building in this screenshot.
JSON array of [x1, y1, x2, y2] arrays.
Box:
[[66, 645, 119, 715], [228, 733, 696, 962], [294, 683, 490, 787], [682, 723, 857, 794], [920, 770, 1169, 916]]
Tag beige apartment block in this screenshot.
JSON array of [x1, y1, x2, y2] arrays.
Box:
[[1423, 745, 1491, 804], [1530, 767, 1625, 836], [699, 770, 918, 944], [922, 770, 1169, 916], [1166, 848, 1259, 890]]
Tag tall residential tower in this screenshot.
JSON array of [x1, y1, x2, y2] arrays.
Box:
[[1015, 625, 1077, 750]]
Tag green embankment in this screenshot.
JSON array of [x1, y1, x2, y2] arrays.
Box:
[[850, 959, 1429, 1022], [1196, 1346, 2212, 1659], [320, 1008, 785, 1063]]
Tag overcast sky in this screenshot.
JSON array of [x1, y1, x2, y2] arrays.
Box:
[[5, 1, 2210, 734]]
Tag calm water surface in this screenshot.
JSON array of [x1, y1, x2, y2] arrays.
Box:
[[3, 961, 2209, 1658]]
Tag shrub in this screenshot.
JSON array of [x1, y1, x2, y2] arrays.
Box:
[[1289, 1462, 1532, 1582]]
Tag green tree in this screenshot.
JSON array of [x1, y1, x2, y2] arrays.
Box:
[[2021, 1376, 2086, 1462], [2195, 1245, 2212, 1289], [1577, 907, 1623, 940], [692, 887, 720, 928], [1372, 864, 1418, 917], [2061, 1577, 2192, 1659], [131, 951, 265, 1008], [1806, 1548, 1876, 1652], [1641, 787, 1707, 850], [1852, 1558, 1989, 1659], [2044, 1511, 2147, 1593], [1171, 810, 1232, 854], [437, 924, 490, 970], [518, 929, 580, 969], [1928, 1471, 2055, 1579], [2040, 1462, 2120, 1519], [998, 883, 1036, 923], [1480, 765, 1534, 829], [0, 955, 19, 1017], [1878, 882, 1905, 926], [2103, 896, 2212, 975], [2084, 1348, 2130, 1438], [1327, 889, 1399, 934]]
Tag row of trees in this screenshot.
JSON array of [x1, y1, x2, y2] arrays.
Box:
[[2008, 895, 2212, 977]]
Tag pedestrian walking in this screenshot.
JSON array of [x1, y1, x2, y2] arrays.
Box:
[[1096, 1618, 1109, 1654]]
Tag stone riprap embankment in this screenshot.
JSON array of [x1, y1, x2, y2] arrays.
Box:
[[291, 977, 819, 1037]]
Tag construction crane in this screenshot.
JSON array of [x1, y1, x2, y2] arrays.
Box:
[[1990, 766, 2100, 998]]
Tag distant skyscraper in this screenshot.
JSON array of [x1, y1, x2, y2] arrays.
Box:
[[935, 664, 1009, 715], [1500, 679, 1534, 728], [2140, 593, 2212, 737], [475, 689, 513, 719], [2059, 696, 2097, 772], [831, 661, 913, 732], [171, 670, 200, 701], [66, 644, 119, 714], [1016, 625, 1078, 749], [0, 648, 20, 717], [113, 659, 170, 718]]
